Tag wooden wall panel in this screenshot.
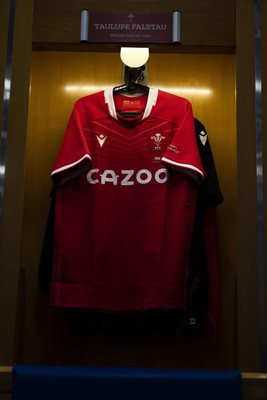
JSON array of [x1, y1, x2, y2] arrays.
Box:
[[18, 51, 237, 369], [32, 0, 235, 49]]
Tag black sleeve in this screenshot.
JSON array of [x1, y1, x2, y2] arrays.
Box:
[[194, 118, 223, 207]]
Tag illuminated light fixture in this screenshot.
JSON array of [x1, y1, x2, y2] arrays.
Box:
[[64, 85, 104, 92], [120, 47, 149, 68], [64, 84, 212, 96], [159, 87, 213, 96]]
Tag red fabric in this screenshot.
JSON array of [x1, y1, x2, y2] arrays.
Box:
[[50, 89, 205, 311]]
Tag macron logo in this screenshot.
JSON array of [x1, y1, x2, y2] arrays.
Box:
[[96, 134, 107, 148], [199, 130, 208, 146]]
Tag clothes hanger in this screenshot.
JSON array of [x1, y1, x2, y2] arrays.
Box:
[[113, 65, 149, 95], [113, 81, 149, 95], [113, 65, 149, 117]]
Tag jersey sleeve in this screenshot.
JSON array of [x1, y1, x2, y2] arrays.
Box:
[[193, 118, 224, 206], [51, 102, 92, 185], [161, 100, 205, 184]]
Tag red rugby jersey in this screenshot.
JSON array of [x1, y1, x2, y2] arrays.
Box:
[[50, 88, 205, 310]]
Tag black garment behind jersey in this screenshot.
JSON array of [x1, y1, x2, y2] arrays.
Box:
[[38, 118, 223, 336], [179, 118, 223, 336]]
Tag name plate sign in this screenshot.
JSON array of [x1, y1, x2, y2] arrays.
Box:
[[80, 11, 181, 44]]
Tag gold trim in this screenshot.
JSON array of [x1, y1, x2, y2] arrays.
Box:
[[0, 367, 12, 373], [242, 372, 267, 380]]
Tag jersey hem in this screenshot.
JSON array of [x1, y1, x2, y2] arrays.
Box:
[[50, 283, 187, 312]]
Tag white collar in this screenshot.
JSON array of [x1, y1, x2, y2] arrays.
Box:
[[104, 87, 158, 120]]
